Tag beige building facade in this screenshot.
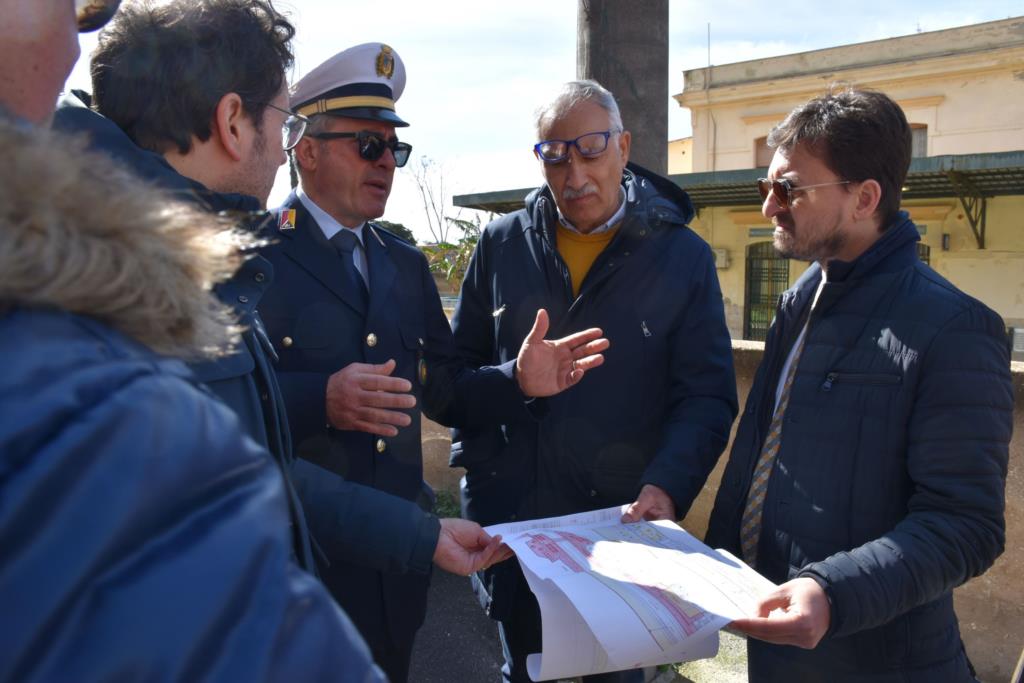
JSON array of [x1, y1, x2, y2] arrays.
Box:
[[673, 17, 1024, 353]]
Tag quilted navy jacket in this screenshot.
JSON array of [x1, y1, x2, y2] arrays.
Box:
[[706, 214, 1013, 682], [0, 310, 383, 682]]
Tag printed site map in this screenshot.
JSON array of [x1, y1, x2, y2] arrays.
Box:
[[486, 506, 776, 681]]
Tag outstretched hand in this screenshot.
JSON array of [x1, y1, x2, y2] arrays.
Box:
[[516, 309, 609, 397], [433, 518, 514, 576], [729, 577, 831, 649]]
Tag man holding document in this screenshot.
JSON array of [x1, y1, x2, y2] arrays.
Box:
[[707, 87, 1012, 682], [451, 80, 738, 682]]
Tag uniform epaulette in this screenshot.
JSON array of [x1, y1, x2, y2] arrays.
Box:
[[368, 222, 413, 247]]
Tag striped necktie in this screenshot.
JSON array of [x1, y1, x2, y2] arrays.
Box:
[[739, 330, 808, 566]]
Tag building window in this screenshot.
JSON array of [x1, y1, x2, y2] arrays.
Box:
[[744, 242, 790, 342], [911, 124, 928, 158], [917, 243, 931, 265], [754, 136, 773, 168]]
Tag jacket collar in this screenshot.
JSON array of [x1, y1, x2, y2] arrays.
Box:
[[823, 212, 920, 283], [782, 212, 921, 317], [273, 191, 396, 316]]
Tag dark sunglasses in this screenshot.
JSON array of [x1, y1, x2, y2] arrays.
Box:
[[76, 0, 121, 32], [307, 131, 412, 167], [757, 177, 850, 209]]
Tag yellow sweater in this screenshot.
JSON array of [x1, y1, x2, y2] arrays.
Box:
[[556, 223, 619, 297]]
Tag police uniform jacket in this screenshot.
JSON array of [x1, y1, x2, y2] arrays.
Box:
[[258, 192, 529, 647], [705, 215, 1012, 682], [451, 164, 739, 618]]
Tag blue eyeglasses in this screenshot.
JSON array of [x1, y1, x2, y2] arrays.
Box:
[[533, 129, 620, 164]]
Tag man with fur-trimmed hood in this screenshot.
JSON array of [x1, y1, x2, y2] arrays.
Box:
[[0, 0, 382, 679]]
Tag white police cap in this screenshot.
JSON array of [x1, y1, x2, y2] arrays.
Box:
[[290, 42, 408, 127]]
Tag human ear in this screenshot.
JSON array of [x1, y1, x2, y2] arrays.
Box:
[[853, 178, 882, 221], [618, 129, 631, 165], [293, 137, 318, 172], [211, 92, 247, 162]]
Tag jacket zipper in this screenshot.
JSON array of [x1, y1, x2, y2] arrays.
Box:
[[821, 372, 901, 392]]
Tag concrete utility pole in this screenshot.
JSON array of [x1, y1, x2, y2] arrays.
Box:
[[577, 0, 669, 174]]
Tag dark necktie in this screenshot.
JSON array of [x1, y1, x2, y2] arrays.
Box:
[[329, 229, 368, 311]]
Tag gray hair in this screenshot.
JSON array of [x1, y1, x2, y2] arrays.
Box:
[[534, 80, 624, 138], [304, 113, 333, 137]]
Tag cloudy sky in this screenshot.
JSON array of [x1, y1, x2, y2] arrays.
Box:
[[64, 1, 1020, 241]]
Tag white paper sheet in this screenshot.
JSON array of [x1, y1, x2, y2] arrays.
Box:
[[487, 506, 776, 681]]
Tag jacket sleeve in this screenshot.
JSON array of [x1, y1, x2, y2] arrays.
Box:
[[275, 370, 331, 450], [0, 371, 383, 683], [639, 243, 739, 515], [417, 238, 533, 428], [799, 304, 1012, 638], [290, 457, 440, 575]]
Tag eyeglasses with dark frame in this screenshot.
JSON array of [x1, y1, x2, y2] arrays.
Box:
[[263, 102, 309, 151], [76, 0, 121, 32], [757, 177, 851, 209], [307, 130, 413, 168], [534, 129, 620, 164]]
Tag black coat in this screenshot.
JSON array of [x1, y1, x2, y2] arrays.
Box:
[[706, 215, 1013, 682]]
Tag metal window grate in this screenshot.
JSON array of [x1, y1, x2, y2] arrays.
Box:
[[744, 241, 790, 342]]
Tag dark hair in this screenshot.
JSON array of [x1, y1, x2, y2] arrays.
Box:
[[767, 86, 911, 227], [91, 0, 295, 155]]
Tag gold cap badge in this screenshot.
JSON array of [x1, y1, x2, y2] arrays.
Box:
[[375, 45, 395, 79]]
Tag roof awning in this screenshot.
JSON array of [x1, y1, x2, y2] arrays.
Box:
[[453, 151, 1024, 214]]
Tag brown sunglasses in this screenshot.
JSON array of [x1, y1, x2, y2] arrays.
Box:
[[757, 177, 850, 209]]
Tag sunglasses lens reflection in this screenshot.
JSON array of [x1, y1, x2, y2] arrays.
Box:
[[393, 143, 412, 168], [757, 179, 789, 208], [356, 134, 410, 166]]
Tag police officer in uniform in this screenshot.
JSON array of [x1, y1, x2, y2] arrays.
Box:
[[258, 44, 608, 682]]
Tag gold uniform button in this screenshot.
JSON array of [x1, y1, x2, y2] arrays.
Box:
[[366, 333, 378, 347], [376, 438, 386, 453], [282, 336, 293, 348]]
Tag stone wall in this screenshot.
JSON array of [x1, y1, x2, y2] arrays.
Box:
[[422, 344, 1024, 681]]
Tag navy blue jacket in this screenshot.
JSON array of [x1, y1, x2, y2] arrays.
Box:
[[451, 165, 738, 616], [706, 215, 1013, 682], [0, 308, 383, 682], [53, 92, 316, 571], [258, 192, 529, 660], [53, 94, 449, 582]]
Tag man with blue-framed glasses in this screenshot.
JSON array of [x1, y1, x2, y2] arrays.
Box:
[[451, 79, 738, 682]]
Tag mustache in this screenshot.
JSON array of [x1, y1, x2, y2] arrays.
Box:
[[562, 183, 598, 200]]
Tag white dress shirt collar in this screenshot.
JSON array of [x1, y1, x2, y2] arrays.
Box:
[[297, 187, 365, 245], [556, 187, 627, 235]]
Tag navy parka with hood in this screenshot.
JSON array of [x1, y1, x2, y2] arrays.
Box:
[[452, 164, 738, 617]]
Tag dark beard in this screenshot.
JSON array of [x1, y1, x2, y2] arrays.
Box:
[[773, 222, 847, 262]]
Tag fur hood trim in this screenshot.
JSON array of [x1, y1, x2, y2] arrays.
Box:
[[0, 119, 246, 359]]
